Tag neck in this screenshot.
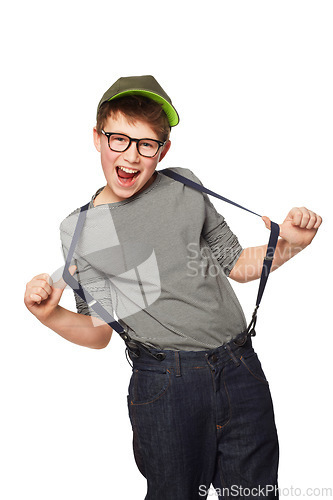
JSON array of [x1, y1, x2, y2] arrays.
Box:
[[94, 171, 158, 206]]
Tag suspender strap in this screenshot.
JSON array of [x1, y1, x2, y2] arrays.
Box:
[[256, 220, 280, 308], [159, 168, 262, 217], [245, 220, 280, 336], [62, 203, 125, 335], [62, 169, 280, 351], [62, 204, 166, 360], [159, 169, 280, 336]]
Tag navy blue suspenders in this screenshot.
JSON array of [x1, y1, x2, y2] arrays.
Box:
[[62, 169, 280, 356]]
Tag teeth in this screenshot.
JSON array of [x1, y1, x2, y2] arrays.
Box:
[[118, 166, 139, 174]]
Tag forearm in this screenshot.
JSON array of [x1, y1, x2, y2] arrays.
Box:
[[229, 239, 301, 283], [230, 206, 322, 283], [40, 305, 113, 349]]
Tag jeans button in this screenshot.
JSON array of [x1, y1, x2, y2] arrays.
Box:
[[234, 335, 247, 346], [211, 354, 218, 363]]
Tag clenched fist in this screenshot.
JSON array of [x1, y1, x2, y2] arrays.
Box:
[[262, 207, 322, 249], [24, 265, 76, 323]]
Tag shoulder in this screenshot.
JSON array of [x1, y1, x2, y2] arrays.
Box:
[[158, 167, 203, 184], [157, 167, 208, 214], [59, 187, 103, 239], [59, 206, 80, 239]]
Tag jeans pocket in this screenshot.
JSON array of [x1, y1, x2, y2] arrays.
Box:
[[240, 351, 269, 385], [129, 366, 171, 405]]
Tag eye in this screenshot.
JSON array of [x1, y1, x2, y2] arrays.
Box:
[[114, 135, 127, 143], [109, 134, 130, 150], [141, 141, 154, 149]]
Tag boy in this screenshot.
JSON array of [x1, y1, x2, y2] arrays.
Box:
[[24, 75, 322, 499]]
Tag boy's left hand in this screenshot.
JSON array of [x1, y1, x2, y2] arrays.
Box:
[[262, 207, 322, 249]]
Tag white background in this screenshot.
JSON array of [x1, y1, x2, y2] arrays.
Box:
[[1, 1, 332, 498]]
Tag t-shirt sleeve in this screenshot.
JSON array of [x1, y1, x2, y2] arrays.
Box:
[[59, 215, 113, 320], [186, 169, 243, 276]]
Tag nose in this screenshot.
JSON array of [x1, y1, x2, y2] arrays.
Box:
[[123, 141, 140, 163]]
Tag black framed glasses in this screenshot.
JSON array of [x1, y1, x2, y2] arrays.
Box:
[[101, 130, 166, 158]]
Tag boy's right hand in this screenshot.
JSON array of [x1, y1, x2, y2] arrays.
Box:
[[24, 265, 77, 323]]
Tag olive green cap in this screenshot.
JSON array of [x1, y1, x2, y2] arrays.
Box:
[[97, 75, 179, 127]]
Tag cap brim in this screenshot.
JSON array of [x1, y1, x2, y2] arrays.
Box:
[[108, 89, 179, 127]]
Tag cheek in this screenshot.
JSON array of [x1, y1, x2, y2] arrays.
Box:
[[100, 148, 119, 170], [143, 158, 159, 173]]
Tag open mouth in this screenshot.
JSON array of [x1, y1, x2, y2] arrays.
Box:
[[116, 166, 140, 185]]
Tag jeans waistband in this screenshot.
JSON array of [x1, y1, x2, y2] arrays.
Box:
[[127, 331, 252, 370]]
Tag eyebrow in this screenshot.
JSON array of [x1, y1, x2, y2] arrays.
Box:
[[107, 131, 161, 141]]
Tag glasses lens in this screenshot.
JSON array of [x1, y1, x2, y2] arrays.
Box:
[[109, 134, 130, 152], [138, 139, 159, 157]]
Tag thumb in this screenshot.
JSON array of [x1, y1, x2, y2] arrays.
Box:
[[52, 265, 77, 290], [262, 216, 271, 230], [48, 265, 77, 306]]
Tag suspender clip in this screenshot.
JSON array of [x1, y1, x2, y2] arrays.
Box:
[[120, 331, 166, 362], [246, 305, 259, 337]]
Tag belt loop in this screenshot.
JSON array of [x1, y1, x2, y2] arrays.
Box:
[[174, 352, 182, 377], [225, 344, 240, 366]]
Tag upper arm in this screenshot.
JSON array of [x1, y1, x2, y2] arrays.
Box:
[[202, 195, 243, 276], [180, 170, 243, 276], [59, 220, 114, 323], [228, 249, 246, 282], [72, 257, 114, 320]]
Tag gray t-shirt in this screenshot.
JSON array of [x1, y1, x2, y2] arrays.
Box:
[[60, 167, 247, 351]]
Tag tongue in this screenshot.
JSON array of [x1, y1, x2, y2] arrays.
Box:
[[118, 168, 137, 179]]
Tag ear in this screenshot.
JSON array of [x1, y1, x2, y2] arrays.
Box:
[[158, 140, 171, 162], [93, 126, 101, 152]]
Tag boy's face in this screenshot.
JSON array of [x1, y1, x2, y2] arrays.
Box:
[[93, 112, 171, 203]]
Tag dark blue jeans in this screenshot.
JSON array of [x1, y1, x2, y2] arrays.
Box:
[[127, 335, 279, 499]]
